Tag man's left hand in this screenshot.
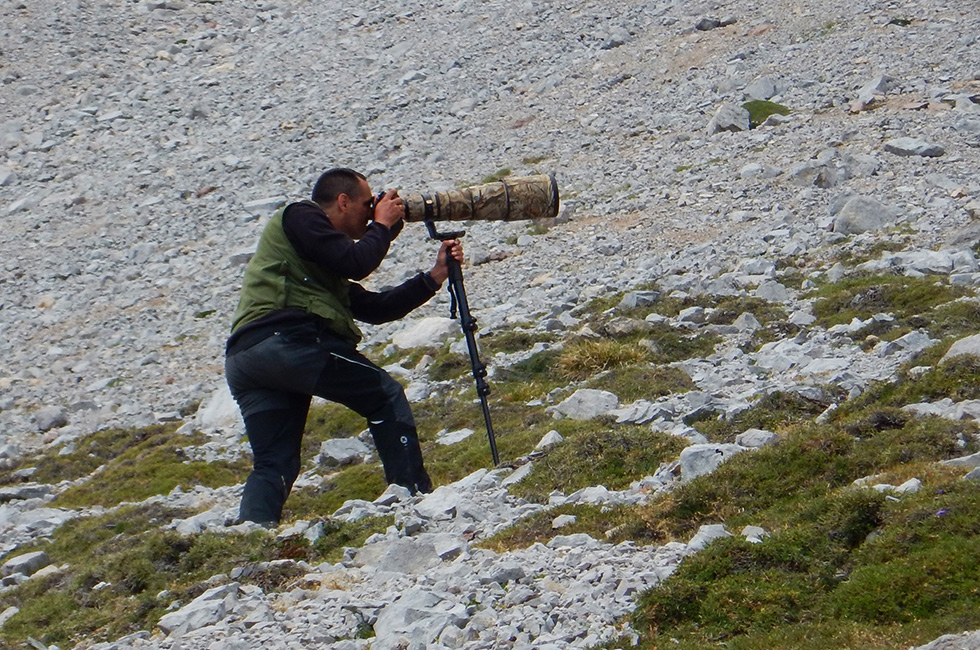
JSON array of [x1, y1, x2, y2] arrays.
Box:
[[429, 239, 463, 285]]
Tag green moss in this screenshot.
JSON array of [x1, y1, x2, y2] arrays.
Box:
[[742, 100, 791, 128]]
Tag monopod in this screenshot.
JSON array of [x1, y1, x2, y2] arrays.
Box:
[[425, 220, 500, 466], [411, 174, 560, 466]]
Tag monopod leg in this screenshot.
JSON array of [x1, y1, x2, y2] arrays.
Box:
[[445, 255, 500, 466]]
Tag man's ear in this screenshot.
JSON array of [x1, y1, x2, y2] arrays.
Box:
[[336, 193, 350, 212]]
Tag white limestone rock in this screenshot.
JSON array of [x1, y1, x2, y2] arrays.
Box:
[[552, 389, 620, 420]]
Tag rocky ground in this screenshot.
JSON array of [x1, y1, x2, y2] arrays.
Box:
[[2, 0, 980, 648]]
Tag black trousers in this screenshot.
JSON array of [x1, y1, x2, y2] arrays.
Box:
[[225, 320, 431, 525]]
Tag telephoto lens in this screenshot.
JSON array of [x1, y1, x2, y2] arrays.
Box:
[[403, 174, 559, 223]]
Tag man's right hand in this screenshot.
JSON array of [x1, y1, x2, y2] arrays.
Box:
[[373, 190, 405, 230]]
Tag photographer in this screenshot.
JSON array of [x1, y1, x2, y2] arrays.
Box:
[[225, 167, 462, 527]]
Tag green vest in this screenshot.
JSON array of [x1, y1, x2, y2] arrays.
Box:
[[230, 202, 363, 343]]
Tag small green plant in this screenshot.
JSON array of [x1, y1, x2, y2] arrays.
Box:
[[742, 100, 792, 128], [480, 168, 512, 184], [522, 155, 549, 165]]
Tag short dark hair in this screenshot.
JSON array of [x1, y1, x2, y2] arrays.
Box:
[[311, 168, 367, 205]]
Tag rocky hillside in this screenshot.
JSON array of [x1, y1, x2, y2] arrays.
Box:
[[2, 0, 980, 648]]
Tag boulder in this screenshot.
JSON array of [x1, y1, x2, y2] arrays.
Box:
[[1, 551, 50, 578], [832, 196, 901, 234], [883, 137, 945, 157], [678, 444, 746, 481], [941, 334, 980, 364], [707, 103, 750, 134], [552, 389, 620, 420], [318, 437, 372, 467], [392, 317, 458, 349]]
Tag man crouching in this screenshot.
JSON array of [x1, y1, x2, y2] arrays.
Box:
[[225, 167, 462, 526]]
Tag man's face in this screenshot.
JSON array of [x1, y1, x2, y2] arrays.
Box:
[[337, 178, 374, 239]]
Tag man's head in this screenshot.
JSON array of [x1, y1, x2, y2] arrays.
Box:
[[312, 168, 375, 239]]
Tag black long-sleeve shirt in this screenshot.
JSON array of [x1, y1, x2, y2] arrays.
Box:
[[227, 201, 439, 351]]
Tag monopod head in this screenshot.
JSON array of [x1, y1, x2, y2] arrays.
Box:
[[403, 174, 559, 223]]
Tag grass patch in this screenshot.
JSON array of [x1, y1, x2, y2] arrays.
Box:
[[479, 329, 555, 356], [480, 168, 512, 184], [0, 504, 396, 648], [556, 339, 649, 381], [629, 478, 980, 650], [282, 464, 389, 521], [310, 515, 395, 563], [303, 401, 369, 462], [479, 503, 643, 552], [810, 274, 971, 330], [635, 410, 975, 544], [494, 347, 565, 395], [585, 365, 695, 403], [694, 389, 837, 443], [0, 504, 280, 649], [43, 426, 249, 509], [841, 355, 980, 415], [642, 324, 722, 364], [506, 423, 686, 504], [625, 406, 980, 650], [421, 399, 551, 482]]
